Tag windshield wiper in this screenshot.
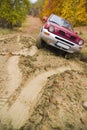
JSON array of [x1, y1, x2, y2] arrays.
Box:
[[50, 21, 59, 25]]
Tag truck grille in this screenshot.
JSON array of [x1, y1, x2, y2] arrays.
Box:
[[55, 36, 74, 46], [58, 30, 76, 42]]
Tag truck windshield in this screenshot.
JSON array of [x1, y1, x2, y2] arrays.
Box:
[[49, 14, 74, 31]]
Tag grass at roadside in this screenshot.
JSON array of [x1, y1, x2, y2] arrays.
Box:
[[0, 27, 19, 35], [0, 28, 12, 34]]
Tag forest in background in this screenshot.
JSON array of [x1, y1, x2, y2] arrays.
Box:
[[0, 0, 87, 28], [34, 0, 87, 27]]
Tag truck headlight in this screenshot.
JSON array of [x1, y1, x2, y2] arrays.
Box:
[[49, 26, 55, 32], [79, 40, 83, 45]]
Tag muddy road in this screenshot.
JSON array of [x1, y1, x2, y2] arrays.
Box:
[[0, 16, 87, 130]]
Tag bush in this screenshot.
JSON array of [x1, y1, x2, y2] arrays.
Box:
[[0, 0, 30, 29]]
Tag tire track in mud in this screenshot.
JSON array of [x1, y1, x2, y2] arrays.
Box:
[[0, 41, 38, 111], [0, 56, 22, 110], [0, 35, 21, 110], [0, 44, 38, 128], [0, 61, 83, 129], [0, 98, 9, 109], [7, 56, 22, 93]]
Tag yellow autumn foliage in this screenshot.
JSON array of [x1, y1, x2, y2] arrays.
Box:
[[41, 0, 63, 17], [41, 0, 87, 26]]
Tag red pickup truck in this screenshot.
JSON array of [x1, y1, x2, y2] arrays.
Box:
[[36, 14, 84, 54]]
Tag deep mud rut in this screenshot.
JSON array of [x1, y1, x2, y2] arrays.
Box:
[[0, 16, 87, 130], [0, 53, 84, 129]]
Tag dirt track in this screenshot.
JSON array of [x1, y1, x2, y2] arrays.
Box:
[[0, 16, 87, 130]]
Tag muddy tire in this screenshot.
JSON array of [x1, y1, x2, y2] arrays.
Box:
[[64, 53, 73, 59], [36, 36, 45, 49]]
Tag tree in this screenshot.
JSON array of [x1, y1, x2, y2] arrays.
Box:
[[41, 0, 64, 18], [76, 0, 87, 26], [62, 0, 76, 25], [41, 0, 49, 17], [0, 0, 30, 29], [41, 0, 87, 26], [62, 0, 87, 26], [36, 0, 44, 9]]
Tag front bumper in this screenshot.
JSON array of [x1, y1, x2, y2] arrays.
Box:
[[40, 28, 82, 53]]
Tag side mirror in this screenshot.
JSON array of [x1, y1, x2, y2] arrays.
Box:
[[42, 16, 48, 23], [75, 32, 78, 34]]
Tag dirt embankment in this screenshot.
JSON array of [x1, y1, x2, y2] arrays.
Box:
[[0, 16, 87, 130], [21, 70, 87, 130]]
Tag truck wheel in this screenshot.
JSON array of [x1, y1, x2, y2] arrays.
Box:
[[36, 36, 45, 49]]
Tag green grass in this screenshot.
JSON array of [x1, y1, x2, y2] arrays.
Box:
[[0, 28, 12, 34], [0, 27, 20, 35]]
